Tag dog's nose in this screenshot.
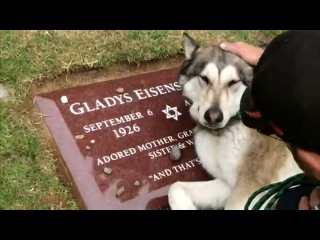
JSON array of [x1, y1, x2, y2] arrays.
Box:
[[204, 107, 223, 125]]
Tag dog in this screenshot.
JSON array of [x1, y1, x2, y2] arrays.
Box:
[[167, 33, 302, 210]]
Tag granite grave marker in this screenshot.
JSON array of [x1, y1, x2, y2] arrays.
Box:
[[35, 67, 212, 210]]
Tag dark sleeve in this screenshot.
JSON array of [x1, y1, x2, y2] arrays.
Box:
[[275, 185, 315, 210]]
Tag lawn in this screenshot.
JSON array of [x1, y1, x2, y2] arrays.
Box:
[[0, 30, 285, 210]]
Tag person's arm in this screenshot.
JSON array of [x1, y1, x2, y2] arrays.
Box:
[[219, 42, 264, 66]]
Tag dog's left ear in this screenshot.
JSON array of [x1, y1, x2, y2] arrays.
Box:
[[183, 32, 199, 59], [239, 66, 254, 87]]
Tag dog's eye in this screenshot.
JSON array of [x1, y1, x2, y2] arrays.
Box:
[[228, 80, 239, 87], [200, 76, 209, 84]]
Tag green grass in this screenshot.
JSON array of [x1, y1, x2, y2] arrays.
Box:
[[0, 30, 285, 210], [260, 30, 288, 37]]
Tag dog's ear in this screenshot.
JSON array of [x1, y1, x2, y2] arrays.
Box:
[[183, 32, 199, 59], [239, 66, 254, 87]]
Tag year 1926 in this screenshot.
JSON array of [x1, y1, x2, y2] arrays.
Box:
[[112, 124, 141, 138]]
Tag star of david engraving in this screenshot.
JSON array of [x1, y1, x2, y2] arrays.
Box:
[[161, 105, 182, 121]]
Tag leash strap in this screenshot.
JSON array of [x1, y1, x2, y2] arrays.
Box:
[[244, 173, 320, 210]]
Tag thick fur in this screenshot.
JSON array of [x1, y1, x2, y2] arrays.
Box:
[[167, 33, 302, 210]]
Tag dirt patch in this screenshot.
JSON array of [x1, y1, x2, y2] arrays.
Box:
[[33, 55, 185, 95]]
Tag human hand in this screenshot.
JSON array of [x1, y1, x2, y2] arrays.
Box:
[[298, 187, 320, 210], [219, 42, 264, 66]]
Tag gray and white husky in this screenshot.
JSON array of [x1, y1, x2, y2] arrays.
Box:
[[167, 33, 302, 210]]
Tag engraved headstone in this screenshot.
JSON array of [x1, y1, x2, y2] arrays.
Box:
[[35, 67, 212, 210]]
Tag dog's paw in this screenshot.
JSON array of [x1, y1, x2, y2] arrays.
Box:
[[168, 182, 197, 210]]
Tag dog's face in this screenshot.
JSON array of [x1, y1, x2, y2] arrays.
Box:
[[178, 33, 253, 130]]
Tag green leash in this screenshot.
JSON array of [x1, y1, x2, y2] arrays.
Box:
[[244, 173, 320, 210]]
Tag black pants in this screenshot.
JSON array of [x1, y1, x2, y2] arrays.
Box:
[[275, 185, 315, 210]]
